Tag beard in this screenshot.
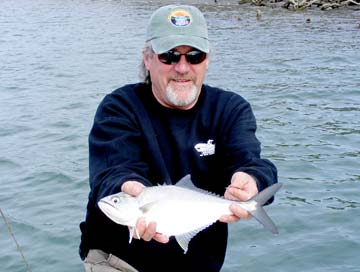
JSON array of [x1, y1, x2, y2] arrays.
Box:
[[165, 81, 198, 108]]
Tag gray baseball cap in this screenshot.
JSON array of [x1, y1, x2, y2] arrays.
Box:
[[146, 5, 210, 54]]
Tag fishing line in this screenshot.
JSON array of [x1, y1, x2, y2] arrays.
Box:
[[0, 208, 32, 272]]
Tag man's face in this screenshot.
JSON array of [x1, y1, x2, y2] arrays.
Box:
[[144, 45, 209, 110]]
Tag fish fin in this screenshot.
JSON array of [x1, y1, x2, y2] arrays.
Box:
[[250, 205, 279, 234], [139, 201, 158, 214], [175, 224, 213, 253], [251, 183, 283, 206], [175, 233, 192, 254], [175, 175, 197, 190], [246, 183, 283, 234], [128, 227, 140, 243], [176, 175, 221, 197], [128, 227, 134, 243]]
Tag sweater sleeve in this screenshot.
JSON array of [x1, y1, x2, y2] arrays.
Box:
[[88, 91, 152, 204], [221, 94, 278, 197]]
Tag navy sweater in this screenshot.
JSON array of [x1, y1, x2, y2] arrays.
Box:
[[79, 83, 277, 271]]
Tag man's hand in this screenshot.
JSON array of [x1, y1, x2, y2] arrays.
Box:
[[121, 181, 169, 244], [219, 172, 258, 223]]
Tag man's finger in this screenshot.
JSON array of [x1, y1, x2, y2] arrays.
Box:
[[122, 181, 145, 196], [225, 187, 251, 201], [134, 217, 146, 239], [218, 214, 239, 223], [142, 221, 157, 241], [229, 204, 252, 219], [154, 233, 169, 244], [219, 204, 252, 223]]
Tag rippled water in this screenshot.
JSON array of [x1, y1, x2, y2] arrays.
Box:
[[1, 0, 359, 271]]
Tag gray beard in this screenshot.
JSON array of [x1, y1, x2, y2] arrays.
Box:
[[165, 84, 198, 108]]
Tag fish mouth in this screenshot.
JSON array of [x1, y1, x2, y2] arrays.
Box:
[[98, 199, 139, 226], [98, 200, 113, 213], [98, 199, 113, 210], [98, 200, 124, 224]]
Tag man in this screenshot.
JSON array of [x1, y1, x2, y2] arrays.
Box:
[[79, 4, 277, 272]]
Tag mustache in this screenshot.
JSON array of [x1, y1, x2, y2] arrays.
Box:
[[170, 76, 195, 81]]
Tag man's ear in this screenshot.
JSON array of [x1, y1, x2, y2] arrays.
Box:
[[143, 50, 151, 70], [205, 49, 211, 70]]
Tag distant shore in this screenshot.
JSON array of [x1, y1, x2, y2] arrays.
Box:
[[235, 0, 360, 10]]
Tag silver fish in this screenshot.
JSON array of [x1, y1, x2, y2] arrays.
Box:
[[98, 175, 282, 253]]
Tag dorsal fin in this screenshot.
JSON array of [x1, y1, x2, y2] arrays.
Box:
[[175, 175, 197, 190], [175, 175, 222, 198]]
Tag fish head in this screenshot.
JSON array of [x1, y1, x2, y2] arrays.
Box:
[[98, 192, 141, 227]]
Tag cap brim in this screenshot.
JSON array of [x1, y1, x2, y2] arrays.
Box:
[[150, 35, 210, 54]]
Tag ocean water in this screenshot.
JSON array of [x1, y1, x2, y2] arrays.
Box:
[[0, 0, 359, 271]]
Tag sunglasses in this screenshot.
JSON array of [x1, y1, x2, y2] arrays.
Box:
[[158, 50, 207, 65]]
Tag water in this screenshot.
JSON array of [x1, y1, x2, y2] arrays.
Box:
[[0, 0, 359, 271]]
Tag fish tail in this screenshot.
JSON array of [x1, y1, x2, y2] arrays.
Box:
[[249, 203, 279, 234], [247, 183, 282, 234]]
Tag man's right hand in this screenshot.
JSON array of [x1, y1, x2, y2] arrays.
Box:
[[121, 181, 169, 244]]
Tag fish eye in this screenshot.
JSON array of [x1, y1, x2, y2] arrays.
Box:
[[111, 196, 119, 204]]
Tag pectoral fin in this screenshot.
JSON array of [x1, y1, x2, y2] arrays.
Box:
[[139, 201, 158, 214]]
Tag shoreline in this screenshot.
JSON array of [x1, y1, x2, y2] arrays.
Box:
[[216, 0, 360, 10]]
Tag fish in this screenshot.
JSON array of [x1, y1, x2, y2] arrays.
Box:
[[98, 175, 282, 253]]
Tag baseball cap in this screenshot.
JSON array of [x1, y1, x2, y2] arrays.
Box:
[[146, 5, 210, 54]]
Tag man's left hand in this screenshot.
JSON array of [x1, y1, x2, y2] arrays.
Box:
[[219, 172, 258, 223]]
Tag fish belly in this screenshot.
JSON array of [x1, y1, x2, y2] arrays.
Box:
[[144, 200, 230, 236]]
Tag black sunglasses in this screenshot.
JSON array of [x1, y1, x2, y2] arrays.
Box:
[[158, 50, 207, 65]]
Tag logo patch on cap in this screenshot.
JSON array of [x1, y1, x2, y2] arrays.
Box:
[[169, 9, 192, 27]]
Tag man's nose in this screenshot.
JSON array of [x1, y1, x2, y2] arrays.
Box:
[[174, 55, 190, 74]]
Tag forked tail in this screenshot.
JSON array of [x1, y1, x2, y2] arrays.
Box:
[[247, 183, 282, 234]]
